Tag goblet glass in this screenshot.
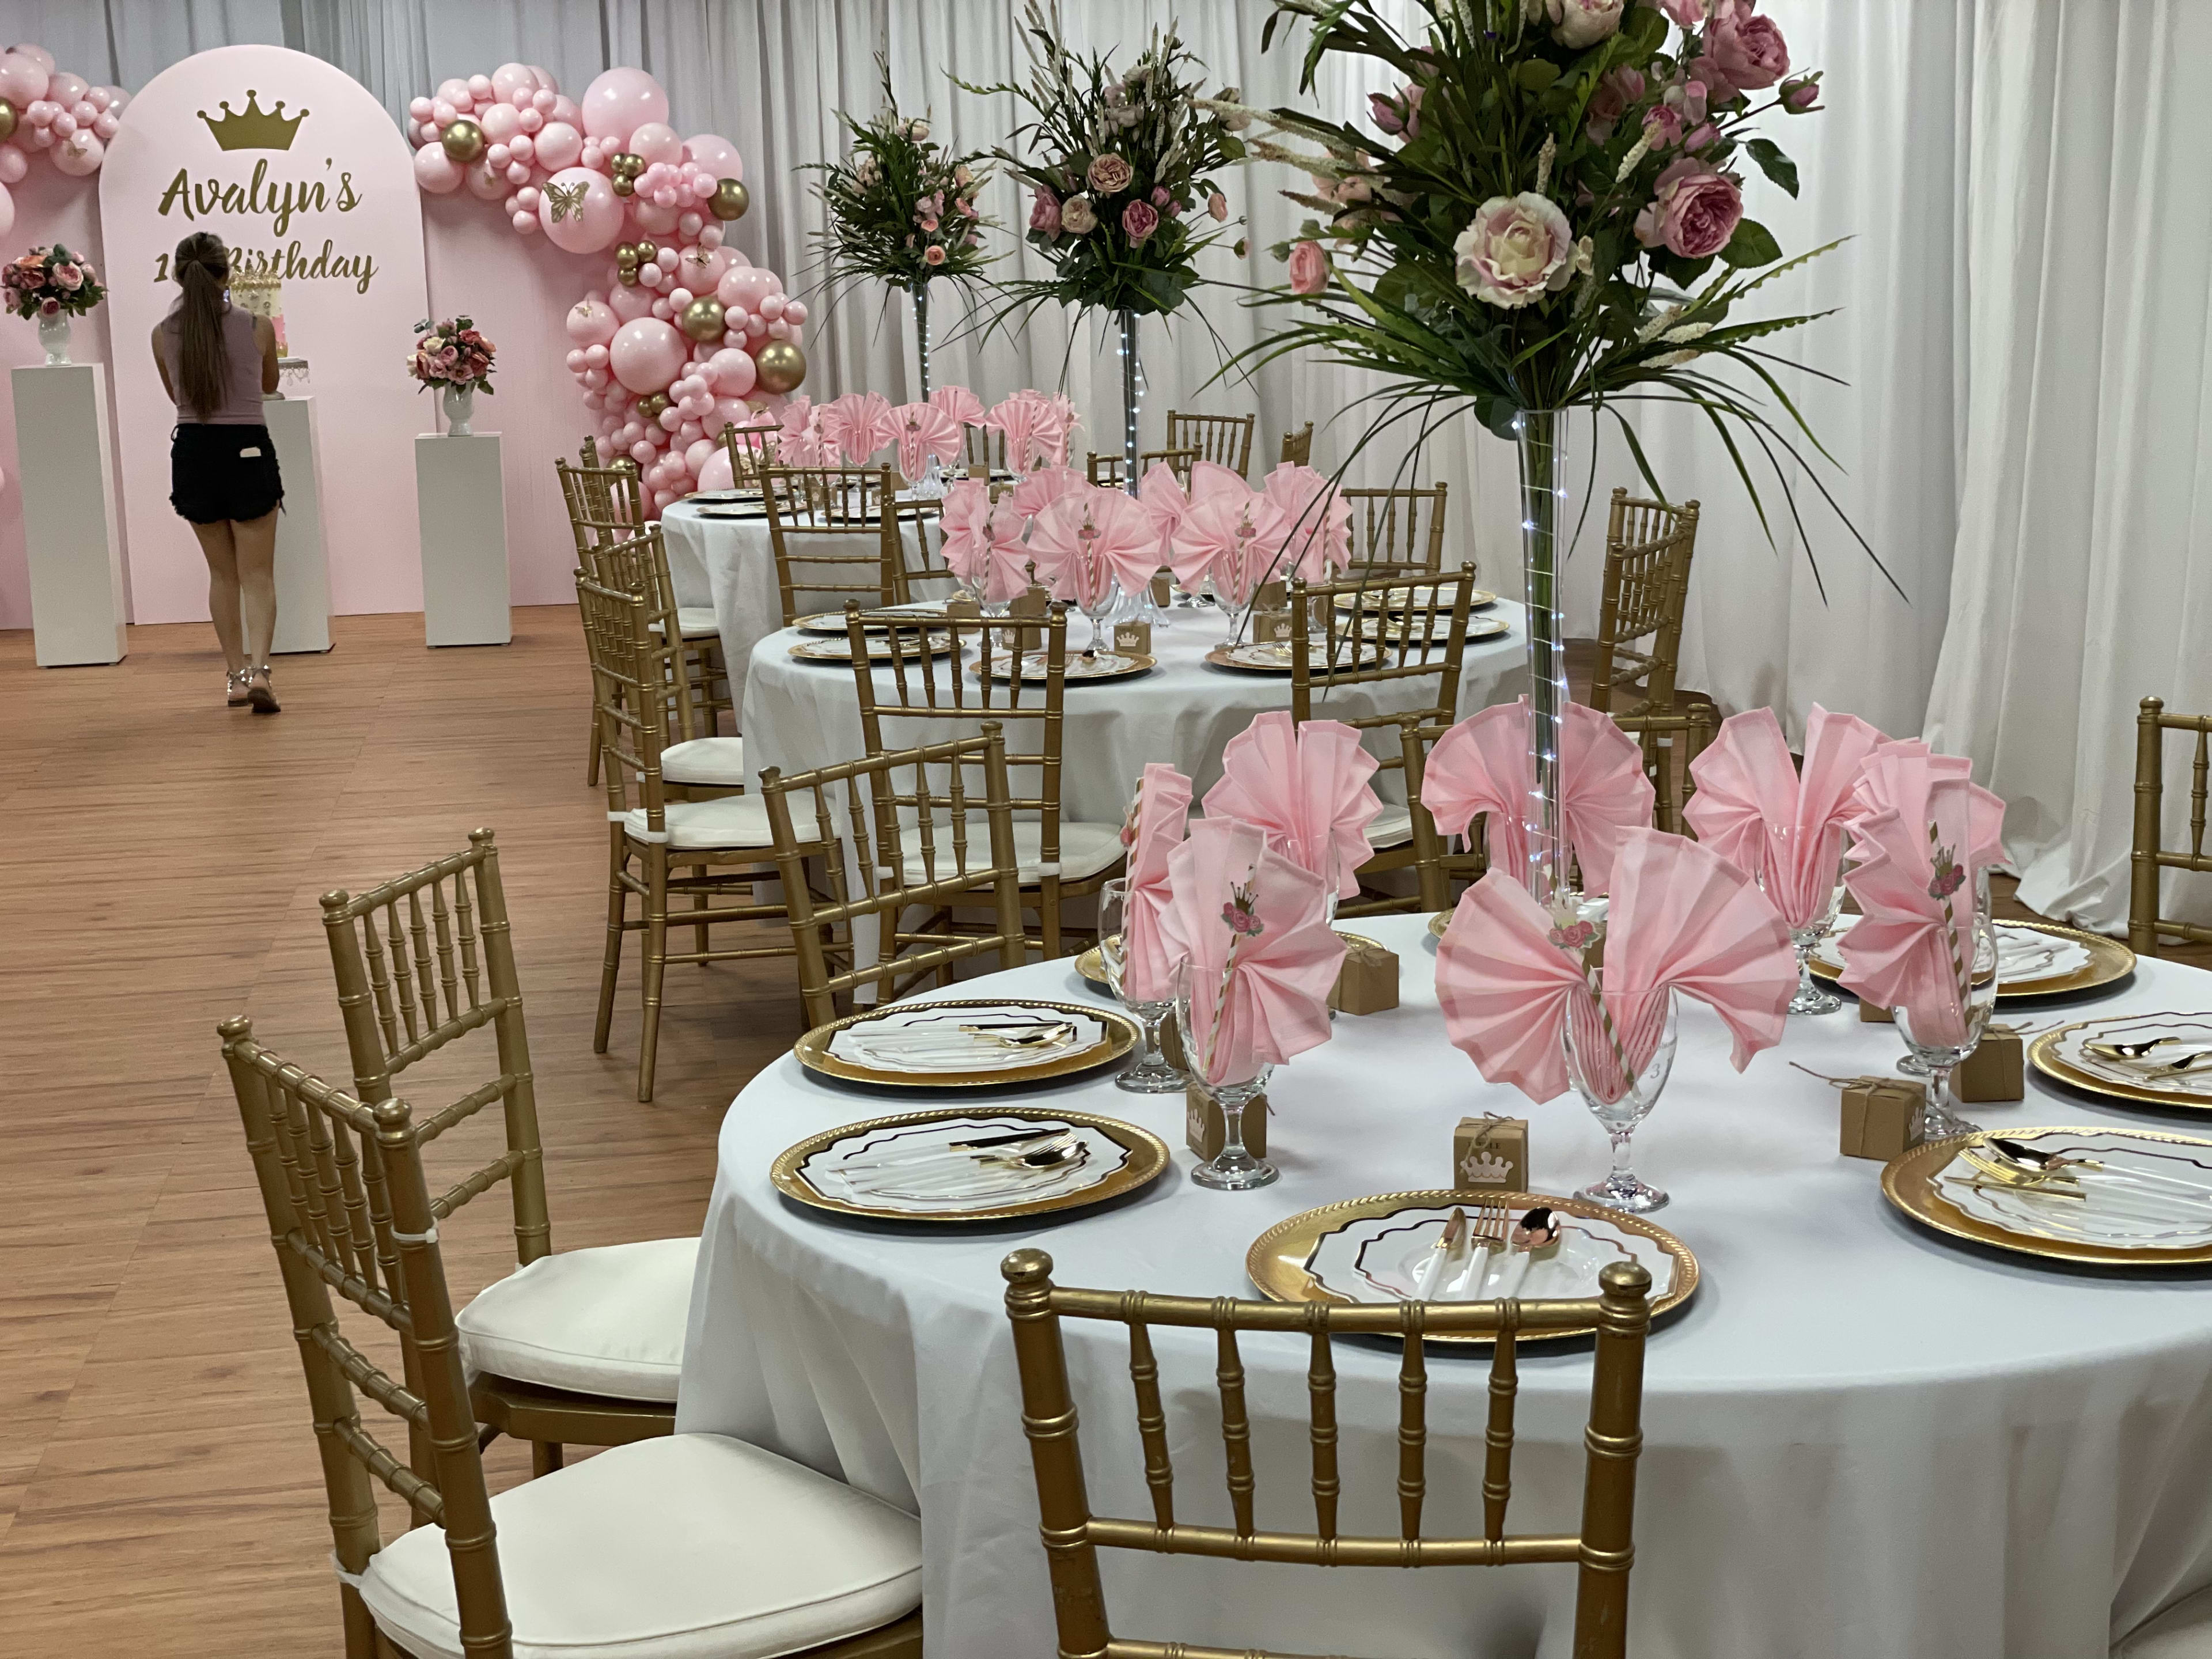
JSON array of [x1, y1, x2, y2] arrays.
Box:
[[1077, 582, 1120, 654], [1098, 877, 1184, 1094], [1567, 988, 1679, 1214], [1892, 868, 1999, 1141], [1759, 823, 1848, 1016], [1171, 958, 1278, 1190]]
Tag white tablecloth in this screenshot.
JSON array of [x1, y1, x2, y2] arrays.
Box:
[[680, 912, 2212, 1658], [740, 604, 1532, 819]]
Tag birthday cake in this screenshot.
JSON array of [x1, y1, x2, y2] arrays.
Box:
[[229, 268, 287, 355]]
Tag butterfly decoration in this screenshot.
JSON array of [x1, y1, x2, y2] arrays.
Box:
[[544, 180, 589, 224]]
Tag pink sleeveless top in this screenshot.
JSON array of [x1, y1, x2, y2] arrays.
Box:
[[158, 300, 266, 425]]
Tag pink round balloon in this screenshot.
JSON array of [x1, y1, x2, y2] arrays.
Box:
[[782, 299, 809, 326], [516, 106, 543, 134], [85, 86, 109, 112], [51, 129, 100, 175], [682, 132, 743, 179], [628, 121, 681, 165], [23, 123, 50, 149], [0, 180, 14, 241], [549, 94, 581, 126], [608, 284, 653, 323], [696, 450, 735, 493], [609, 317, 688, 393], [506, 132, 533, 164], [105, 86, 127, 109], [759, 293, 784, 320], [533, 120, 582, 172], [413, 145, 463, 194], [0, 55, 41, 107], [532, 88, 558, 115], [657, 407, 683, 432], [466, 159, 507, 200], [92, 111, 118, 140], [537, 167, 624, 253], [478, 101, 521, 143], [630, 198, 679, 236], [629, 440, 657, 465], [528, 67, 558, 94], [678, 421, 704, 446], [504, 160, 531, 185], [585, 343, 609, 368], [711, 394, 752, 431], [69, 99, 94, 124], [677, 211, 703, 240], [431, 100, 456, 127], [467, 74, 494, 101], [435, 78, 469, 107], [46, 71, 85, 108], [562, 300, 618, 352], [637, 264, 665, 291], [718, 267, 780, 313], [705, 347, 752, 391], [512, 210, 537, 233], [666, 286, 693, 311], [486, 142, 510, 170], [491, 63, 535, 104], [408, 95, 433, 121], [579, 67, 669, 145], [7, 44, 54, 77], [0, 144, 25, 184], [50, 112, 74, 137]]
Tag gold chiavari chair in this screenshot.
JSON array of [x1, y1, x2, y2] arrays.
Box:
[[1000, 1247, 1653, 1659], [760, 726, 1028, 1029], [1335, 482, 1451, 577], [762, 464, 905, 624], [1086, 445, 1199, 490], [1611, 700, 1720, 837], [1289, 566, 1476, 915], [1165, 408, 1256, 477], [319, 830, 695, 1475], [218, 1022, 924, 1659], [965, 421, 1007, 475], [716, 416, 781, 487], [582, 565, 803, 1101], [1401, 714, 1488, 914], [850, 605, 1124, 960], [557, 458, 734, 779], [579, 434, 603, 468], [1590, 488, 1700, 717], [1279, 420, 1315, 467], [2131, 696, 2212, 957]]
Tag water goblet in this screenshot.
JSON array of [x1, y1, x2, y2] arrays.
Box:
[[1098, 877, 1184, 1094], [1759, 823, 1848, 1016], [1077, 583, 1120, 655], [1171, 958, 1278, 1190], [1892, 868, 1999, 1141], [1567, 988, 1680, 1214]]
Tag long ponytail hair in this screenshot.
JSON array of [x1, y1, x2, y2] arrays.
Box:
[[173, 233, 230, 419]]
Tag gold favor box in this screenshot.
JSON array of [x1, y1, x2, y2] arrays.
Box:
[[1113, 620, 1151, 655], [1453, 1116, 1528, 1193], [1859, 999, 1895, 1024], [1187, 1086, 1267, 1160], [1950, 1026, 2025, 1103], [1839, 1077, 1924, 1161], [1330, 939, 1400, 1015]]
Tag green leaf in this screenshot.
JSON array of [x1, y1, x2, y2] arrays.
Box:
[[1721, 219, 1783, 268], [1744, 138, 1798, 199], [1622, 4, 1669, 52], [1513, 59, 1560, 93]]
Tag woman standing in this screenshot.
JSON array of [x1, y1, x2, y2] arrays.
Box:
[[151, 232, 283, 712]]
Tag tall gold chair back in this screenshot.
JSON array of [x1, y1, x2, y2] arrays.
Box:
[[1336, 482, 1451, 577], [762, 465, 903, 624], [1279, 421, 1315, 467], [2131, 697, 2212, 957], [760, 727, 1028, 1029], [1001, 1247, 1653, 1659], [1165, 409, 1256, 477], [965, 422, 1007, 475], [717, 417, 781, 487], [1592, 489, 1700, 717], [1611, 701, 1720, 837], [1087, 445, 1199, 490]]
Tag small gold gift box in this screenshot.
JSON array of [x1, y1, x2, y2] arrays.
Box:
[[1187, 1086, 1267, 1160], [1150, 571, 1173, 606], [1329, 938, 1400, 1015], [1113, 620, 1151, 655], [1839, 1077, 1924, 1161], [1255, 581, 1287, 609], [1007, 586, 1049, 618], [1453, 1116, 1528, 1193], [1950, 1025, 2025, 1103], [944, 596, 982, 620], [1253, 609, 1294, 643], [967, 463, 990, 481], [1859, 998, 1895, 1024], [1160, 1017, 1186, 1073]]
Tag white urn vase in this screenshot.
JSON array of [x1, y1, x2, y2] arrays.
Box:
[[37, 313, 71, 365], [442, 382, 475, 437]]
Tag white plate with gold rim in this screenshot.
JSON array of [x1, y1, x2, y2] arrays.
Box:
[[1334, 581, 1497, 613], [1885, 1127, 2212, 1262], [1205, 639, 1384, 675], [789, 631, 956, 662], [972, 650, 1155, 683], [792, 603, 950, 636]]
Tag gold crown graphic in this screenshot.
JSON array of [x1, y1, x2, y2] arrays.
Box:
[[197, 90, 308, 151], [1459, 1149, 1510, 1183]]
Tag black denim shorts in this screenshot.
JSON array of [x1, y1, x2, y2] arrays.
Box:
[[170, 422, 284, 524]]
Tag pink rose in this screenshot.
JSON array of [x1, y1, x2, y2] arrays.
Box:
[[1452, 192, 1575, 308], [39, 297, 59, 316], [1547, 0, 1624, 50], [919, 216, 939, 233], [1634, 158, 1743, 259], [52, 264, 81, 289], [1586, 65, 1646, 141], [1685, 122, 1719, 152], [1121, 199, 1158, 241], [1368, 89, 1406, 135], [1781, 75, 1823, 113], [1150, 185, 1170, 207], [923, 243, 947, 266], [1688, 55, 1737, 105], [1642, 105, 1684, 150], [1287, 238, 1328, 295], [1709, 2, 1789, 90], [1031, 185, 1062, 235], [1207, 191, 1228, 221], [1087, 153, 1133, 195], [1657, 0, 1706, 22]]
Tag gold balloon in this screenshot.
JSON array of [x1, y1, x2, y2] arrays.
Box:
[[679, 297, 726, 343], [440, 117, 484, 164], [617, 264, 640, 287], [0, 101, 16, 143], [709, 177, 750, 222], [612, 176, 632, 197], [636, 392, 671, 420], [753, 339, 805, 395], [634, 240, 657, 264]]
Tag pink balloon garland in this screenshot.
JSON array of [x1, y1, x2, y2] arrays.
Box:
[[0, 44, 129, 237], [410, 60, 806, 517]]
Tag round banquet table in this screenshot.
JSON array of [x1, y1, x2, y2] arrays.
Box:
[[680, 912, 2212, 1658], [738, 602, 1532, 818]]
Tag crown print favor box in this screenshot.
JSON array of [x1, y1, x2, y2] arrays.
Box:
[[1453, 1116, 1528, 1194]]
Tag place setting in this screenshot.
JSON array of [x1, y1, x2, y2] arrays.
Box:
[[792, 997, 1140, 1089]]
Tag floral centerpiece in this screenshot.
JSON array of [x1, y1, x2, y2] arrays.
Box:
[[409, 315, 497, 437], [1241, 0, 1876, 906], [808, 61, 993, 400], [6, 243, 104, 363], [964, 1, 1245, 487]]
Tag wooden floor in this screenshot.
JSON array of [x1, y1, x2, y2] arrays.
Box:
[[0, 611, 2191, 1654]]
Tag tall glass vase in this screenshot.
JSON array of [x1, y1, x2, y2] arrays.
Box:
[[911, 281, 932, 402], [1117, 307, 1140, 495], [1514, 409, 1572, 906]]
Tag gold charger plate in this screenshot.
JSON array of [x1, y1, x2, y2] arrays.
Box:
[[789, 632, 957, 663], [1334, 583, 1499, 613], [1248, 1188, 1699, 1343], [793, 997, 1141, 1089], [1427, 909, 1451, 940], [972, 650, 1156, 683], [2028, 1021, 2212, 1111], [1881, 1128, 2212, 1264], [1074, 940, 1113, 993], [1810, 918, 2135, 1002], [770, 1105, 1171, 1224], [792, 604, 949, 635], [1205, 641, 1384, 675]]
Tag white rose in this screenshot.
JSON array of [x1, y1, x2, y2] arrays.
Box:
[[1549, 0, 1625, 49], [1452, 192, 1575, 309], [908, 119, 930, 141], [1061, 192, 1097, 234]]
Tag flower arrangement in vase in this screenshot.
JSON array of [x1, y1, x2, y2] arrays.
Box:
[[1240, 0, 1881, 906], [5, 243, 104, 364], [409, 315, 497, 437], [808, 60, 993, 402], [963, 1, 1245, 487]]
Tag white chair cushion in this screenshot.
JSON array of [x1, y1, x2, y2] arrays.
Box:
[[901, 818, 1125, 887], [360, 1433, 922, 1659], [677, 607, 721, 641], [2118, 1585, 2212, 1657], [658, 737, 746, 788], [1365, 805, 1414, 849], [623, 793, 776, 851], [456, 1238, 696, 1404]]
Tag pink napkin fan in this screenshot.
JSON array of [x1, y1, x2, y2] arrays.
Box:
[[1121, 763, 1195, 1005], [1169, 480, 1290, 619], [818, 392, 897, 464], [1009, 463, 1086, 523], [891, 400, 964, 481], [1158, 816, 1344, 1193], [1037, 393, 1078, 466], [939, 480, 1032, 604], [927, 384, 985, 430], [1139, 460, 1191, 553], [986, 392, 1053, 472], [1027, 486, 1156, 645], [774, 395, 815, 449], [1202, 711, 1381, 902], [1261, 462, 1352, 582], [1437, 827, 1794, 1210], [1422, 700, 1654, 895]]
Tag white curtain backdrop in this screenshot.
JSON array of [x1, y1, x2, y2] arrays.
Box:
[[0, 0, 2202, 934]]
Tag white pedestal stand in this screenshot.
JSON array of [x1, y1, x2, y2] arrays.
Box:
[[12, 362, 126, 666], [263, 394, 335, 654], [415, 432, 510, 647]]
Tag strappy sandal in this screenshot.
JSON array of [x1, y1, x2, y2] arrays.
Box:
[[226, 667, 252, 707], [247, 664, 281, 715]]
